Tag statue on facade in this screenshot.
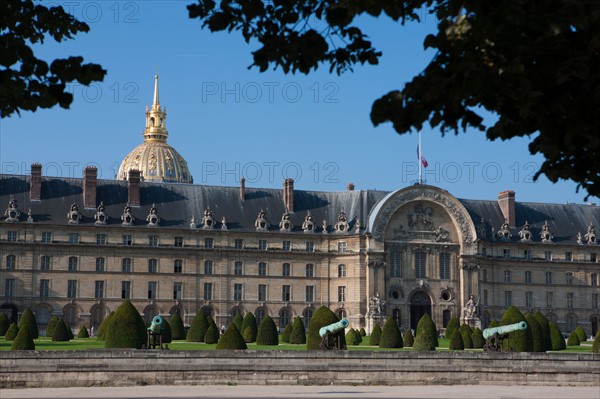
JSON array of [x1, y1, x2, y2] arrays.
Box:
[[463, 294, 478, 319], [368, 292, 385, 316]]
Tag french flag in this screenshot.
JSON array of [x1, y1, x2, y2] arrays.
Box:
[[417, 145, 428, 168]]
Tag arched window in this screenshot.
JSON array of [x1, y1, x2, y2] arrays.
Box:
[[64, 305, 78, 328], [336, 309, 347, 319], [305, 263, 314, 277], [414, 251, 426, 278], [439, 253, 450, 280], [442, 309, 451, 328], [37, 306, 50, 326], [302, 308, 314, 328], [255, 307, 266, 326], [338, 264, 346, 278], [279, 308, 291, 329]]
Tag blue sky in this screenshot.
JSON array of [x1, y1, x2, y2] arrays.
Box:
[[1, 1, 597, 205]]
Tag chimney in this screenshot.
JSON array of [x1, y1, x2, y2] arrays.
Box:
[[128, 170, 141, 206], [283, 178, 294, 212], [347, 182, 355, 191], [83, 166, 97, 209], [240, 177, 245, 201], [30, 163, 42, 201], [498, 190, 516, 227]]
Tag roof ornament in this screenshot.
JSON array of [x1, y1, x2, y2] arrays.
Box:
[[121, 204, 134, 226], [221, 216, 228, 230], [255, 209, 269, 231], [4, 196, 20, 223], [146, 203, 160, 227], [334, 208, 349, 233], [279, 210, 293, 232], [584, 223, 597, 245], [189, 215, 196, 229], [497, 219, 511, 240], [322, 219, 328, 234], [354, 218, 361, 234], [94, 201, 107, 225], [302, 211, 315, 233], [540, 220, 553, 243], [577, 232, 584, 245], [67, 203, 81, 225], [518, 221, 531, 242], [201, 207, 215, 229], [27, 208, 33, 223]]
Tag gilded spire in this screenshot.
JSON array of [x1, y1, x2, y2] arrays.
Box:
[[143, 71, 168, 142], [152, 67, 160, 107]]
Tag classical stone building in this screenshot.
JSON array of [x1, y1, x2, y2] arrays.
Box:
[[1, 76, 599, 338]]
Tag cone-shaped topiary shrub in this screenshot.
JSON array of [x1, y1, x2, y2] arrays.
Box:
[[533, 311, 551, 351], [232, 313, 243, 332], [77, 325, 89, 338], [186, 311, 209, 342], [359, 327, 366, 337], [403, 329, 414, 347], [161, 319, 172, 344], [414, 313, 437, 351], [97, 312, 113, 340], [46, 316, 60, 338], [216, 322, 247, 349], [0, 312, 10, 336], [241, 312, 258, 343], [592, 331, 600, 353], [471, 327, 485, 349], [369, 324, 382, 346], [52, 318, 72, 341], [488, 319, 499, 329], [204, 323, 220, 344], [567, 331, 580, 346], [356, 328, 363, 343], [281, 323, 293, 343], [445, 316, 459, 341], [346, 328, 360, 346], [575, 326, 587, 342], [170, 311, 185, 340], [549, 321, 566, 350], [289, 316, 306, 344], [104, 300, 147, 349], [449, 329, 464, 350], [525, 313, 543, 352], [256, 315, 279, 345], [459, 324, 473, 349], [380, 316, 403, 348], [11, 327, 35, 350], [18, 307, 39, 339], [306, 306, 345, 350], [5, 322, 18, 341], [500, 305, 531, 352]]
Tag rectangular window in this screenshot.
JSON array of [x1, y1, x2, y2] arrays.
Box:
[[282, 285, 291, 302], [40, 255, 51, 271], [546, 292, 553, 308], [234, 238, 244, 249], [526, 291, 533, 308], [121, 281, 131, 299], [148, 281, 157, 300], [525, 271, 532, 284], [40, 279, 49, 298], [414, 251, 426, 279], [148, 258, 157, 273], [390, 251, 402, 278], [173, 282, 182, 300], [234, 284, 243, 301], [544, 251, 553, 261], [338, 242, 347, 253], [174, 237, 184, 247], [524, 249, 532, 259], [439, 253, 450, 280], [282, 240, 291, 251], [258, 239, 267, 250], [41, 232, 52, 243], [546, 271, 553, 284], [7, 231, 17, 242], [122, 234, 132, 246], [96, 257, 105, 272], [96, 234, 107, 245], [503, 249, 511, 259], [174, 259, 183, 274], [6, 255, 16, 270], [258, 284, 266, 302], [69, 233, 80, 244], [122, 258, 132, 273], [338, 264, 347, 278], [504, 270, 511, 283], [338, 286, 346, 302], [148, 235, 159, 247], [282, 263, 290, 277], [593, 294, 598, 310], [68, 256, 78, 272], [234, 261, 243, 275], [483, 289, 488, 306], [504, 291, 512, 307], [565, 252, 573, 262], [305, 241, 314, 252], [95, 281, 104, 299], [566, 272, 573, 285], [305, 263, 314, 277], [67, 280, 77, 299], [306, 286, 314, 302], [567, 292, 574, 309], [4, 279, 15, 297], [482, 269, 488, 282], [205, 237, 214, 249], [204, 260, 213, 275], [592, 273, 598, 286], [203, 282, 212, 300], [591, 253, 597, 263], [255, 261, 265, 276]]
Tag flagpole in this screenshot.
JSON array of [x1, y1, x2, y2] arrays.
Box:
[[418, 130, 422, 184]]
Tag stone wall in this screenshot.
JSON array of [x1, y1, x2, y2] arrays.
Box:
[[1, 350, 598, 388]]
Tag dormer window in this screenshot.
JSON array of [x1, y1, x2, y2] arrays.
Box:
[[302, 211, 315, 233], [255, 209, 269, 231]]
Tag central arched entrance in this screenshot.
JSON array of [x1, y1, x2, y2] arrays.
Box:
[[410, 291, 432, 331]]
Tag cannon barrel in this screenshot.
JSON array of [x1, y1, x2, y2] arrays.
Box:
[[319, 319, 349, 337], [148, 315, 164, 333], [483, 321, 527, 339]]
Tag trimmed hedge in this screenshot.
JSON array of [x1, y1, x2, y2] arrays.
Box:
[[359, 327, 366, 337], [592, 331, 600, 353], [77, 325, 89, 338], [11, 327, 35, 350], [170, 311, 185, 340], [403, 329, 414, 347], [186, 311, 209, 342], [369, 324, 382, 346], [346, 328, 360, 346], [104, 300, 147, 349], [307, 306, 342, 350], [449, 329, 464, 350], [413, 313, 437, 351], [459, 324, 473, 349], [289, 316, 306, 344], [0, 313, 10, 336], [488, 319, 499, 329], [380, 316, 403, 348], [575, 326, 587, 342], [500, 305, 531, 352], [281, 323, 293, 343], [241, 312, 258, 343], [567, 331, 580, 346], [533, 311, 552, 351], [525, 313, 544, 352], [256, 315, 279, 345], [52, 318, 72, 342], [97, 312, 113, 341], [216, 322, 247, 349], [232, 314, 243, 332], [445, 316, 459, 340], [5, 323, 19, 341], [549, 321, 566, 350], [46, 316, 60, 338], [204, 323, 220, 344], [161, 319, 173, 344], [18, 307, 39, 339], [471, 327, 484, 349]]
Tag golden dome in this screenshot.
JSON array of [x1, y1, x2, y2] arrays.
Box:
[[117, 73, 193, 183]]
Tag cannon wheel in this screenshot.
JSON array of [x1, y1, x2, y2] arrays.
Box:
[[483, 333, 502, 352]]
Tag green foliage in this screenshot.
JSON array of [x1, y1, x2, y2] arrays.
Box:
[[445, 316, 459, 341], [488, 319, 499, 329], [369, 324, 382, 346], [170, 311, 186, 340], [241, 312, 258, 343], [11, 327, 35, 350], [549, 321, 566, 351], [567, 331, 580, 346], [51, 318, 72, 342], [281, 323, 293, 343], [232, 313, 244, 332], [359, 327, 366, 337], [346, 328, 360, 346], [471, 327, 484, 349], [500, 305, 531, 352], [592, 331, 600, 353], [256, 315, 279, 345], [18, 307, 39, 339], [524, 313, 544, 352], [414, 313, 437, 351], [186, 311, 209, 342], [5, 322, 18, 341], [46, 316, 60, 338], [204, 323, 220, 344], [0, 313, 10, 336], [403, 329, 414, 347], [574, 326, 587, 342], [161, 319, 172, 344], [289, 316, 306, 344], [77, 325, 89, 338], [217, 322, 247, 350], [379, 316, 403, 348], [458, 324, 473, 349], [355, 328, 362, 343], [307, 306, 340, 350], [97, 311, 113, 341], [449, 330, 464, 350], [533, 311, 552, 352], [104, 300, 147, 349]]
